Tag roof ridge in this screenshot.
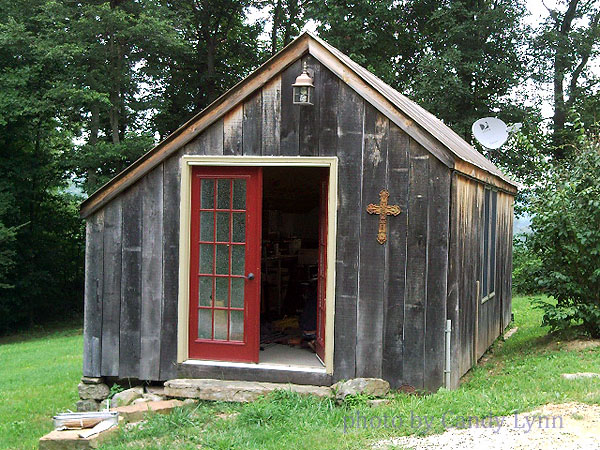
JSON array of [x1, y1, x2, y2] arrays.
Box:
[[80, 32, 516, 218]]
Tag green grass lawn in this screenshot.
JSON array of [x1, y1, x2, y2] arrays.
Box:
[[99, 296, 600, 449], [1, 296, 599, 450], [0, 324, 83, 450]]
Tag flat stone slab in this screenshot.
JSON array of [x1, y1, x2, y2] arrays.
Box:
[[38, 426, 117, 450], [78, 382, 110, 401], [562, 372, 600, 380], [164, 378, 333, 402], [112, 399, 184, 423], [332, 378, 390, 401]]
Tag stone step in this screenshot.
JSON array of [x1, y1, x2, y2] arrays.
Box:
[[39, 400, 186, 449], [112, 399, 185, 423], [164, 378, 333, 402], [38, 426, 118, 450]]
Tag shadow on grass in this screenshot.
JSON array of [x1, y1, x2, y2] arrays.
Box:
[[0, 317, 83, 346]]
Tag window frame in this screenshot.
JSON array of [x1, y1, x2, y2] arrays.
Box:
[[481, 187, 497, 303]]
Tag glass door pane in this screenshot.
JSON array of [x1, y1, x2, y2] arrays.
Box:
[[197, 177, 246, 342]]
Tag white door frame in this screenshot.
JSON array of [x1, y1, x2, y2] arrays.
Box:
[[177, 155, 338, 374]]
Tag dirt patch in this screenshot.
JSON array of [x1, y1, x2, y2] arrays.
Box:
[[470, 327, 519, 376], [216, 412, 239, 420], [561, 339, 600, 351], [533, 335, 600, 353], [374, 403, 600, 450]]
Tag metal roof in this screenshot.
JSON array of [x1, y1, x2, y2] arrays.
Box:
[[81, 32, 517, 218], [308, 33, 516, 187]]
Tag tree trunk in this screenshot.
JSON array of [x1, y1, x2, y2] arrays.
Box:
[[109, 0, 121, 145], [282, 1, 299, 46], [206, 37, 216, 103], [271, 0, 282, 54], [551, 0, 580, 158], [87, 102, 100, 188], [552, 53, 567, 157]]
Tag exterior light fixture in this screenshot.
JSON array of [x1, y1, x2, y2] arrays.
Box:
[[292, 62, 314, 105]]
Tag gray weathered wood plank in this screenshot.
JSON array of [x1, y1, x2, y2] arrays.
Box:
[[423, 157, 450, 391], [204, 119, 224, 155], [101, 199, 122, 377], [382, 124, 409, 387], [261, 76, 281, 156], [356, 105, 389, 378], [402, 141, 429, 389], [119, 183, 142, 378], [299, 55, 320, 156], [160, 154, 180, 380], [139, 166, 164, 381], [446, 174, 459, 388], [243, 92, 262, 156], [183, 119, 222, 156], [332, 82, 364, 381], [223, 105, 243, 155], [83, 211, 104, 377], [279, 59, 301, 156], [318, 66, 338, 157]]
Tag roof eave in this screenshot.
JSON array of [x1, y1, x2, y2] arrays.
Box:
[[81, 32, 517, 219], [79, 34, 311, 218]]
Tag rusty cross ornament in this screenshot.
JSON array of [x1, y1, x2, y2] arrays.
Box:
[[366, 190, 401, 244]]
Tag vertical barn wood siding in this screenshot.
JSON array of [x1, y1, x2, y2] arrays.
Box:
[[446, 174, 513, 387], [82, 58, 507, 390]]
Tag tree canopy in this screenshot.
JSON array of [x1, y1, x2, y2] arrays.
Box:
[[0, 0, 598, 333]]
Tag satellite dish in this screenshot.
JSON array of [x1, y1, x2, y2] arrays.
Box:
[[506, 122, 522, 134], [472, 117, 509, 149]]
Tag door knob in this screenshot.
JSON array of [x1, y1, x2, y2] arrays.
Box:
[[246, 273, 255, 280]]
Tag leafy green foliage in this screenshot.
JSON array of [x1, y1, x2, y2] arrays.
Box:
[[512, 235, 544, 295], [0, 1, 85, 334], [529, 131, 600, 336], [309, 0, 530, 141], [0, 191, 16, 290], [68, 133, 155, 194], [108, 383, 125, 400], [148, 0, 266, 139], [529, 0, 600, 155], [0, 0, 266, 333]]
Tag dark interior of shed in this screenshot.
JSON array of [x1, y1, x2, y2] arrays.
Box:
[[259, 167, 326, 367]]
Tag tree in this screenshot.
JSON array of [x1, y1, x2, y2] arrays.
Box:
[[263, 0, 309, 55], [308, 0, 529, 141], [531, 0, 600, 158], [0, 191, 16, 291], [149, 0, 265, 138], [530, 127, 600, 337], [308, 0, 413, 85], [49, 0, 178, 193], [0, 0, 85, 332]]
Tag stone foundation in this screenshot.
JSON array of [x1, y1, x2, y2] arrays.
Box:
[[76, 378, 166, 412], [77, 376, 391, 410]]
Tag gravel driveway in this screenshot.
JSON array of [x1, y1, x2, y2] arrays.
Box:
[[374, 402, 600, 450]]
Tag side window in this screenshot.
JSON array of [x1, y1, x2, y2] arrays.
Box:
[[481, 188, 497, 301]]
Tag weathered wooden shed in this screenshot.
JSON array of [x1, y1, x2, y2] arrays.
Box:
[[80, 33, 517, 391]]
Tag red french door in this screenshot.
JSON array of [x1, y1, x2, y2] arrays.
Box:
[[315, 175, 328, 362], [189, 167, 262, 362]]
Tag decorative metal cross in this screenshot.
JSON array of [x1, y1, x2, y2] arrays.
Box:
[[366, 189, 401, 244]]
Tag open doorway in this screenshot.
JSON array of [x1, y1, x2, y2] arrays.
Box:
[[260, 167, 328, 368]]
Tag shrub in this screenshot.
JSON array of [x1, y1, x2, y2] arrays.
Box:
[[529, 134, 600, 337], [512, 234, 543, 295]]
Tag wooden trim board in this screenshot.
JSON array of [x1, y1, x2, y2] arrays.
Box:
[[80, 36, 311, 218], [80, 33, 516, 219]]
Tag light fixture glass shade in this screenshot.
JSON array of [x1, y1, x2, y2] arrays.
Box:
[[293, 85, 314, 105], [292, 62, 314, 105]]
